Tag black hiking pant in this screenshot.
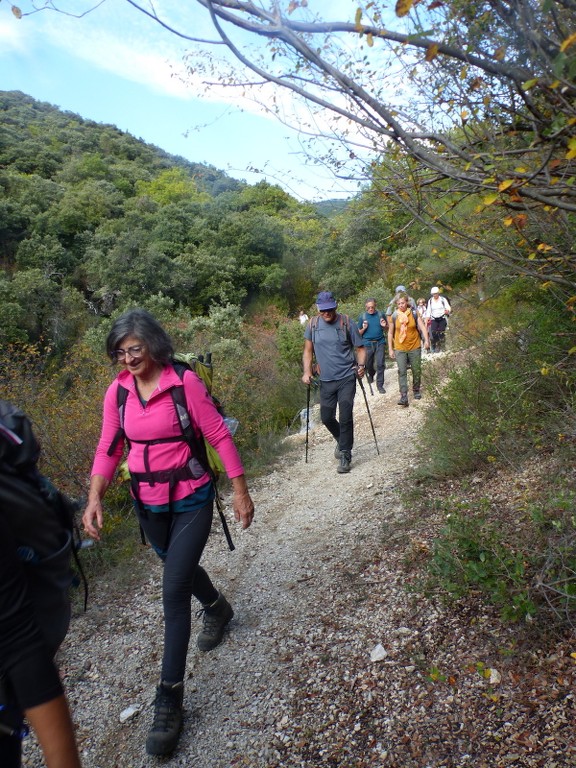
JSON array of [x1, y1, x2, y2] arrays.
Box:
[[430, 316, 447, 350], [136, 500, 218, 684], [365, 341, 385, 390], [319, 374, 356, 458]]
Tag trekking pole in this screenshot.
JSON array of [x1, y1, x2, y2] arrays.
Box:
[[357, 374, 380, 455], [214, 491, 235, 551], [305, 382, 311, 463]]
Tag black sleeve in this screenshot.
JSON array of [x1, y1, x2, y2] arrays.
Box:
[[0, 514, 63, 712]]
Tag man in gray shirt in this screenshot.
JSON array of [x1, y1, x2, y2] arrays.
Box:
[[302, 291, 366, 474]]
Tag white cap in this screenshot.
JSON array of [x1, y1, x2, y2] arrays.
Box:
[[431, 286, 440, 294]]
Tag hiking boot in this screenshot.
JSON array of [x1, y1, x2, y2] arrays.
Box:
[[196, 593, 234, 652], [413, 389, 422, 400], [398, 394, 409, 407], [146, 681, 184, 756], [377, 386, 386, 394], [337, 453, 351, 474]]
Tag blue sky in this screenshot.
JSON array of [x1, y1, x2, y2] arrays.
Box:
[[0, 1, 363, 201]]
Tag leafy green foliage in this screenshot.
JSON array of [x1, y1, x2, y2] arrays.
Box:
[[417, 298, 576, 479], [0, 91, 342, 343]]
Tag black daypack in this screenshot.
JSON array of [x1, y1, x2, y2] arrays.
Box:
[[108, 355, 235, 551], [0, 400, 85, 654]]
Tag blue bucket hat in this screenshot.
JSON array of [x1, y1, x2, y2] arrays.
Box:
[[316, 291, 337, 310]]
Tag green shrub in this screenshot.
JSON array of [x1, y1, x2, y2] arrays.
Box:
[[429, 504, 537, 622]]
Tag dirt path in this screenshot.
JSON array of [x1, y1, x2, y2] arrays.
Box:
[[24, 363, 575, 767]]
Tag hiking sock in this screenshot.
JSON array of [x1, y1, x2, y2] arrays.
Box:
[[196, 592, 234, 652], [146, 681, 184, 756]]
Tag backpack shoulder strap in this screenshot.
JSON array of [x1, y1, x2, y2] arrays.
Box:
[[107, 383, 129, 456], [170, 367, 211, 475]]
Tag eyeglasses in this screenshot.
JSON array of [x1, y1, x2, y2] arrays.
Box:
[[114, 345, 145, 361]]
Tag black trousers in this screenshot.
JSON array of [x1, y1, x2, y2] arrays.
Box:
[[365, 341, 385, 389], [136, 501, 218, 683], [319, 375, 357, 457]]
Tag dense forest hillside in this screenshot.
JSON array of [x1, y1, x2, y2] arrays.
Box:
[[0, 91, 359, 350]]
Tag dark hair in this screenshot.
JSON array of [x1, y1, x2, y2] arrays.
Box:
[[105, 308, 174, 365]]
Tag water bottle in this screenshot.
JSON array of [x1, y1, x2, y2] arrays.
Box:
[[223, 416, 239, 436]]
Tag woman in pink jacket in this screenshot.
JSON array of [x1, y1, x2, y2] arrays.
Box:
[[82, 309, 254, 758]]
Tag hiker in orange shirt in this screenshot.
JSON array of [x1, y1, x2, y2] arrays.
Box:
[[388, 293, 430, 407]]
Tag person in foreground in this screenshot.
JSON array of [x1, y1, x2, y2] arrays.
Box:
[[82, 309, 255, 757], [302, 291, 366, 474], [1, 411, 82, 768], [0, 522, 82, 768], [388, 293, 430, 406]]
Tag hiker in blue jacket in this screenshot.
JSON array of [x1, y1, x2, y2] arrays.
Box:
[[357, 298, 388, 394], [302, 291, 366, 474]]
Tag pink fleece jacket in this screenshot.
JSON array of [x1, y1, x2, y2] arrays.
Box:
[[91, 365, 245, 505]]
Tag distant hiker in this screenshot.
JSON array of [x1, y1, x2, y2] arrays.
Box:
[[426, 286, 451, 352], [416, 297, 427, 319], [302, 291, 366, 474], [298, 309, 309, 325], [388, 293, 430, 406], [82, 308, 255, 758], [0, 403, 82, 768], [386, 284, 417, 317], [357, 298, 388, 394]]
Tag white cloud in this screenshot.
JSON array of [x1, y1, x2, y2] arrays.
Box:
[[0, 16, 27, 53]]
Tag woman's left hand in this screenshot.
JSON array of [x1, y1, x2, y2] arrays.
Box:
[[233, 490, 255, 529]]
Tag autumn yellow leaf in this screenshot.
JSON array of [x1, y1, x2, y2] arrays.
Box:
[[498, 179, 515, 191], [483, 193, 499, 206], [568, 347, 576, 355], [355, 7, 363, 30], [560, 33, 576, 52], [395, 0, 413, 17], [425, 44, 439, 62], [366, 32, 374, 47], [12, 5, 23, 18], [494, 46, 506, 60], [515, 166, 527, 173], [537, 242, 553, 251], [522, 78, 539, 90]]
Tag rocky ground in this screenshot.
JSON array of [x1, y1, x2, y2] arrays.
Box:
[[24, 355, 575, 767]]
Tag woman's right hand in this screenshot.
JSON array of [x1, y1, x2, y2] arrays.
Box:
[[82, 476, 109, 541], [82, 497, 104, 541]]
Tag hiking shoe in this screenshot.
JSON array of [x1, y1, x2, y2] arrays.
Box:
[[334, 442, 341, 459], [398, 394, 409, 407], [377, 387, 386, 394], [413, 390, 422, 400], [146, 681, 184, 756], [337, 453, 351, 474], [196, 593, 234, 652]]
